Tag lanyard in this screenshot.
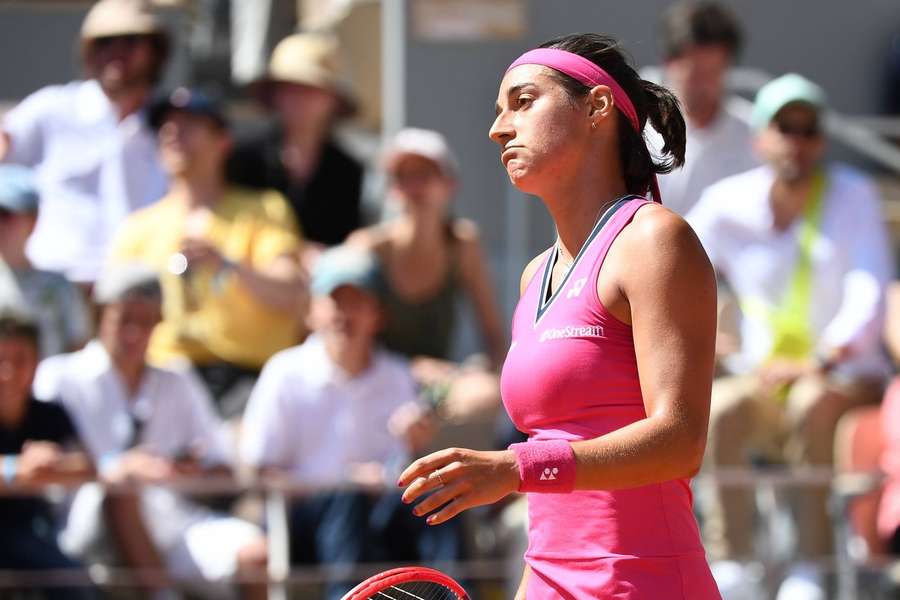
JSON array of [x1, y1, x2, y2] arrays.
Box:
[[742, 171, 828, 362]]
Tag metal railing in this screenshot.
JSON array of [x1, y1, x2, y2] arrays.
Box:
[[2, 467, 893, 599]]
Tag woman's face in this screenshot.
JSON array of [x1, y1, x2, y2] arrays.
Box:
[[387, 155, 454, 216], [489, 65, 592, 194]]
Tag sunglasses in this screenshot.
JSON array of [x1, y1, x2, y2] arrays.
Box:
[[92, 34, 148, 51], [774, 121, 821, 139]]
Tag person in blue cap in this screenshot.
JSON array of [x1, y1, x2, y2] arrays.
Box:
[[241, 245, 458, 600], [0, 165, 90, 358]]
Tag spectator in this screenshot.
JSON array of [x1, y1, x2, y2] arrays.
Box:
[[348, 128, 506, 431], [241, 246, 456, 600], [34, 264, 267, 600], [227, 32, 364, 247], [110, 88, 306, 415], [0, 166, 91, 358], [0, 0, 169, 284], [687, 74, 893, 599], [0, 313, 95, 600], [654, 1, 758, 215], [879, 379, 900, 557]]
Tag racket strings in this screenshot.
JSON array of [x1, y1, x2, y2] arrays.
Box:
[[371, 580, 459, 600]]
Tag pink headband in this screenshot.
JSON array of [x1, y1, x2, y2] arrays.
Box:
[[506, 48, 661, 202]]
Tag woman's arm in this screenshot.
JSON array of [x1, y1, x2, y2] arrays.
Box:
[[514, 564, 531, 600], [571, 205, 716, 488], [455, 220, 508, 369]]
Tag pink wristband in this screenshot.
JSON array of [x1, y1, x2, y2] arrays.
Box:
[[508, 440, 577, 493]]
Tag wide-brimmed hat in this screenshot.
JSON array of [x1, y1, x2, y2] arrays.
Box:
[[81, 0, 165, 40], [255, 32, 357, 118]]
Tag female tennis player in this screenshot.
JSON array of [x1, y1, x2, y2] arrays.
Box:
[[398, 33, 721, 599]]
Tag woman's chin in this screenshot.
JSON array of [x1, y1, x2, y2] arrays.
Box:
[[507, 167, 537, 193]]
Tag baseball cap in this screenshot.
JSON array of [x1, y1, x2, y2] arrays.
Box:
[[0, 166, 38, 214], [382, 128, 459, 178], [147, 87, 229, 131], [93, 263, 162, 305], [311, 246, 382, 298], [751, 73, 827, 131]]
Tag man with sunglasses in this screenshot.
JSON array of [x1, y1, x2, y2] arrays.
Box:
[[687, 73, 893, 599], [0, 0, 169, 286]]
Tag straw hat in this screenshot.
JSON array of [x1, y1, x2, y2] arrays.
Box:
[[259, 32, 357, 117], [81, 0, 164, 40]]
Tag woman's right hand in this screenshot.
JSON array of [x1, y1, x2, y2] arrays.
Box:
[[398, 447, 520, 526]]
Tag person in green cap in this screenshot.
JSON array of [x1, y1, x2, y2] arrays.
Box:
[[686, 73, 893, 599]]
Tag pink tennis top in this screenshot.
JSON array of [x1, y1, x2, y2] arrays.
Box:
[[500, 197, 720, 599]]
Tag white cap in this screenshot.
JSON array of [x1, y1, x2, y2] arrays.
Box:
[[381, 128, 459, 178], [93, 263, 162, 305]]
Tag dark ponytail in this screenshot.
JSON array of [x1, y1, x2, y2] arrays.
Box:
[[538, 34, 687, 199]]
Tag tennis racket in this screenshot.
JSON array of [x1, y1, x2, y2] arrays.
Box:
[[341, 566, 470, 600]]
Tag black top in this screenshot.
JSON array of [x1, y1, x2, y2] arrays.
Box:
[[226, 121, 364, 246], [0, 398, 79, 527]]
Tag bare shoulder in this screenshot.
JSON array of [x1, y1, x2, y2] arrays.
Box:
[[619, 204, 709, 268], [450, 217, 481, 243], [520, 249, 552, 296], [345, 223, 392, 253], [452, 218, 486, 268], [608, 203, 715, 304]]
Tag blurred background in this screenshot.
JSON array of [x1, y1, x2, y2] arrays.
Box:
[[2, 1, 900, 599]]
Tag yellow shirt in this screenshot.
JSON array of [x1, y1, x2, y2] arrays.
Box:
[[111, 186, 303, 369]]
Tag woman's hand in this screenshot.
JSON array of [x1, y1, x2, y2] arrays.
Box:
[[398, 448, 520, 525]]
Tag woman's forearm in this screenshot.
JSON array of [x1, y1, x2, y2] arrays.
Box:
[[232, 261, 307, 312], [570, 413, 706, 491], [514, 564, 531, 600]]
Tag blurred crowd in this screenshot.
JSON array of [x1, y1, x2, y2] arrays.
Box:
[[2, 1, 900, 599]]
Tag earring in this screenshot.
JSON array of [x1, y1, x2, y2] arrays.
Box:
[[591, 122, 598, 130]]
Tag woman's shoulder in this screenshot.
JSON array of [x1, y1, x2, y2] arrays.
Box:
[[614, 202, 713, 281], [345, 222, 393, 253], [623, 201, 694, 246]]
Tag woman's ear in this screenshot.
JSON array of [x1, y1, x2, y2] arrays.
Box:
[[588, 85, 615, 125]]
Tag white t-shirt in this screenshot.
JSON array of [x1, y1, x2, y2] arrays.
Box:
[[687, 164, 894, 376], [34, 340, 233, 551], [653, 99, 759, 216], [3, 80, 168, 282], [241, 334, 418, 487]]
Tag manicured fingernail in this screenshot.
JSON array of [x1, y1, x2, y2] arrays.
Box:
[[396, 479, 404, 487], [426, 515, 436, 525]]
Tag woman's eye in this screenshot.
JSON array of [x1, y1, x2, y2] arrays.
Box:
[[516, 96, 533, 108]]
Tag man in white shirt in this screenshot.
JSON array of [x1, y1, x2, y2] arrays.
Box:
[[0, 0, 169, 284], [687, 74, 893, 599], [34, 264, 267, 600], [241, 246, 452, 600], [654, 1, 758, 216]]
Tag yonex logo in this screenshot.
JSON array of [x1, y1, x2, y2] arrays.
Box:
[[566, 277, 587, 299], [540, 467, 559, 481], [538, 325, 604, 343]]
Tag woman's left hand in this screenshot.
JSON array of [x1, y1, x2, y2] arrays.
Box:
[[398, 448, 520, 525]]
